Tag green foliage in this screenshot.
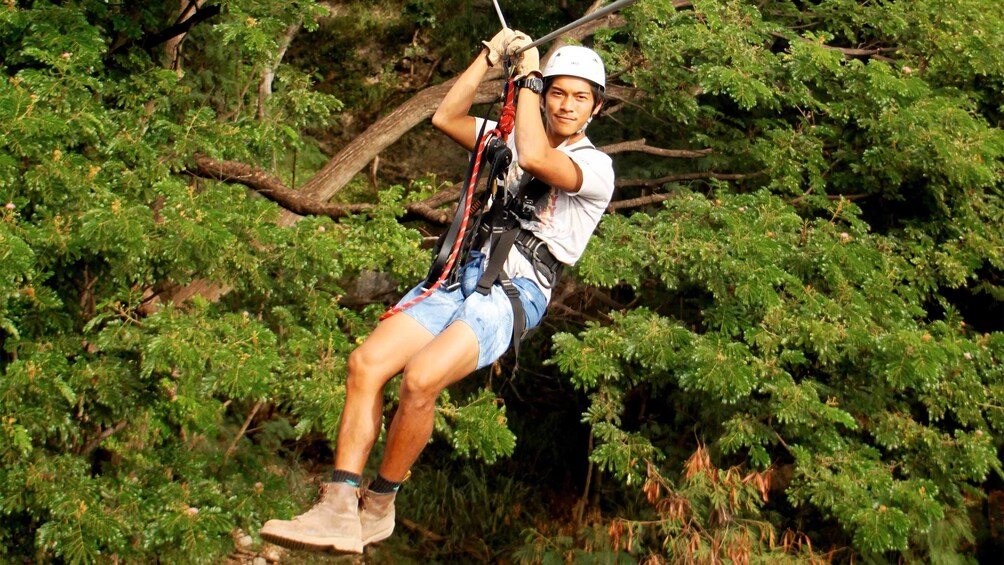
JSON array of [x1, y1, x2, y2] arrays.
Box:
[[428, 387, 515, 464], [0, 1, 417, 562], [2, 0, 1004, 562], [541, 0, 1004, 559], [563, 187, 1003, 559]]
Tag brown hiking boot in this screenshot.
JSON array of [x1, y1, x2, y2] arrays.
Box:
[[260, 482, 363, 554], [359, 489, 397, 545]]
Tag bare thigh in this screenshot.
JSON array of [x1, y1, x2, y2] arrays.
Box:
[[401, 320, 481, 394], [349, 312, 438, 387]]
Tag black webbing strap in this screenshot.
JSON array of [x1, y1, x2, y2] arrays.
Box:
[[424, 136, 511, 290], [514, 230, 563, 290], [470, 143, 596, 363], [500, 274, 525, 370], [475, 223, 519, 295]]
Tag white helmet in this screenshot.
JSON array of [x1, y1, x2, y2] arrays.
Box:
[[542, 45, 606, 90]]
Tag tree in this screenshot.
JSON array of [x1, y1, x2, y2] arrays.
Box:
[[2, 0, 1003, 562], [546, 0, 1004, 561], [0, 1, 426, 561]]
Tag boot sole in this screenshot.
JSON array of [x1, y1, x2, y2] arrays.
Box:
[[261, 530, 363, 554]]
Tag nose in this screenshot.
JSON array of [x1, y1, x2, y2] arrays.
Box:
[[559, 95, 573, 112]]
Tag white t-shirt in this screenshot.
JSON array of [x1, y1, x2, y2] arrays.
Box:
[[474, 118, 615, 300]]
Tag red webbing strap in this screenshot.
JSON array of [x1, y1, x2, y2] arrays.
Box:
[[380, 81, 516, 321]]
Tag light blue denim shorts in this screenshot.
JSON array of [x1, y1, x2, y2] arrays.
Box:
[[396, 251, 548, 369]]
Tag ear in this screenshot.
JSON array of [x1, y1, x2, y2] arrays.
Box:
[[591, 101, 603, 117]]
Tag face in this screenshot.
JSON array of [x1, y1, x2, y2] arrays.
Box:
[[542, 76, 600, 142]]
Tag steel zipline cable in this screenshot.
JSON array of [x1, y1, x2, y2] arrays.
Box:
[[513, 0, 639, 55]]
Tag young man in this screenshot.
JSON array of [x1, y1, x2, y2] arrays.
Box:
[[260, 30, 614, 554]]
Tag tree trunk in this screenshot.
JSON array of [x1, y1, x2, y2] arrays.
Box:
[[165, 0, 206, 77], [278, 76, 503, 225]]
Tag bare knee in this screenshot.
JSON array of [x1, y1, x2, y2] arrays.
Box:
[[399, 362, 443, 411], [347, 346, 391, 395]]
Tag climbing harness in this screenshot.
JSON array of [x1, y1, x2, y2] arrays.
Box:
[[379, 73, 519, 321], [379, 64, 553, 359], [380, 0, 638, 355]]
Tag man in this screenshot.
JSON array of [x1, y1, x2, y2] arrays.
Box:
[[260, 29, 614, 554]]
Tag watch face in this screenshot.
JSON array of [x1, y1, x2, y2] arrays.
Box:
[[520, 77, 543, 94]]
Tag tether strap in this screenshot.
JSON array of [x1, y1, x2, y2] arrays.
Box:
[[471, 143, 596, 361], [500, 274, 525, 372], [476, 224, 519, 295]]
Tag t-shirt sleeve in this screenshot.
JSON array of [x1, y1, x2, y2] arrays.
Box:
[[567, 147, 615, 204]]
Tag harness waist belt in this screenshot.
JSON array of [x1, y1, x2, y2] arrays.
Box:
[[514, 231, 561, 272]]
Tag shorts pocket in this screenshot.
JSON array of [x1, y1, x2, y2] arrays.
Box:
[[513, 278, 548, 329], [461, 250, 486, 297]]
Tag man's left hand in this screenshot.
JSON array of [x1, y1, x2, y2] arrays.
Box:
[[505, 34, 540, 78]]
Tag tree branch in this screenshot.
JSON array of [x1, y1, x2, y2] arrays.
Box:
[[145, 3, 220, 49], [258, 21, 302, 119], [109, 3, 220, 56], [601, 138, 713, 158], [192, 154, 371, 218], [777, 33, 898, 62], [615, 171, 751, 189], [164, 0, 207, 76], [222, 400, 263, 468], [190, 154, 453, 225], [281, 77, 505, 225], [608, 191, 675, 211], [81, 420, 128, 456]]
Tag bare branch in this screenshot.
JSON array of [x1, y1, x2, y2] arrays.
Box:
[[777, 33, 898, 62], [191, 154, 453, 225], [81, 420, 128, 456], [791, 192, 870, 206], [163, 1, 208, 76], [608, 191, 675, 211], [615, 171, 751, 189], [192, 154, 371, 218], [608, 170, 761, 211], [601, 138, 713, 158], [109, 2, 219, 57], [281, 77, 505, 225], [222, 400, 263, 468]]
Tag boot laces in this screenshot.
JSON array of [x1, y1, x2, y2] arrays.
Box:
[[292, 483, 357, 521]]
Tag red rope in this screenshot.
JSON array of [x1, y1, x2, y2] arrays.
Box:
[[380, 82, 516, 321]]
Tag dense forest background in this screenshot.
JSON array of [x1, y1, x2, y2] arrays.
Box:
[[1, 0, 1002, 563]]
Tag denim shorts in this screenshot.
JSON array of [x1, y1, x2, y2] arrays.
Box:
[[395, 251, 548, 369]]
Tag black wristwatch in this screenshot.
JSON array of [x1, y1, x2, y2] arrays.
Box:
[[515, 75, 544, 95]]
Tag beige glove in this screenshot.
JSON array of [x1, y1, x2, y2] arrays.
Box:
[[482, 28, 516, 67], [506, 34, 540, 78]]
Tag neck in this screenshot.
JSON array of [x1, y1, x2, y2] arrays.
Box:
[[546, 126, 585, 148]]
